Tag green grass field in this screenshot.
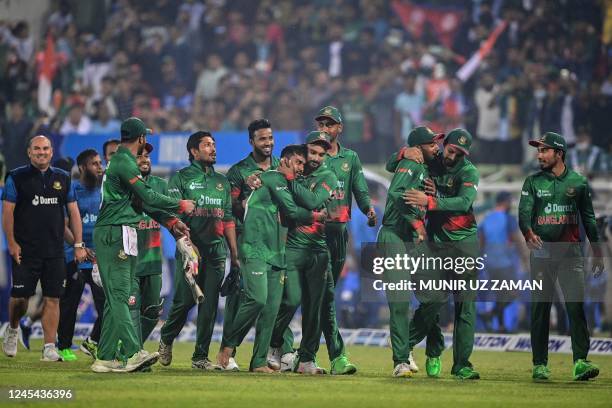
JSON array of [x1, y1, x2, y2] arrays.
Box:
[[1, 340, 611, 407]]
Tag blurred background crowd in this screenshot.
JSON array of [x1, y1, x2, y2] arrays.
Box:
[[0, 0, 611, 336]]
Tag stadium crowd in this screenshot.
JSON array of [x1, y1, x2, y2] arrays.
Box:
[[0, 0, 611, 169]]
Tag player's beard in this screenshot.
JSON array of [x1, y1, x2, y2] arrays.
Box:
[[140, 166, 151, 177], [83, 169, 101, 188]]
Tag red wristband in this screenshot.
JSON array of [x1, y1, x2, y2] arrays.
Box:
[[284, 172, 295, 181], [427, 195, 437, 210], [178, 200, 189, 214], [165, 217, 179, 230]]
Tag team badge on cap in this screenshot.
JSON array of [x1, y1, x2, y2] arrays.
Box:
[[458, 135, 467, 145]]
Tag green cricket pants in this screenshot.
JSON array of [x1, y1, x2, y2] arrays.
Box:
[[222, 259, 285, 370], [160, 242, 226, 361], [130, 273, 162, 346], [315, 222, 347, 361], [271, 247, 329, 363], [530, 253, 589, 365], [408, 242, 478, 374], [377, 226, 413, 366], [94, 225, 141, 361]]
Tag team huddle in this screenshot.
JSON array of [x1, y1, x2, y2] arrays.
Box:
[[1, 105, 604, 381]]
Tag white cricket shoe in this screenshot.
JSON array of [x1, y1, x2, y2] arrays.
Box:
[[116, 350, 159, 372], [2, 327, 18, 357], [280, 351, 296, 372], [267, 347, 281, 371], [408, 351, 419, 373], [393, 363, 413, 378], [223, 357, 240, 371], [192, 358, 222, 371], [295, 361, 326, 375], [41, 344, 63, 362], [158, 340, 172, 366], [91, 359, 123, 373]]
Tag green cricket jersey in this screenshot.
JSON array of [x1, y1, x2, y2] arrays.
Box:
[[240, 171, 313, 268], [518, 167, 599, 243], [381, 158, 428, 242], [227, 153, 280, 233], [325, 144, 371, 224], [97, 146, 179, 228], [386, 152, 479, 242], [286, 162, 338, 251], [167, 161, 233, 249], [135, 175, 167, 277]]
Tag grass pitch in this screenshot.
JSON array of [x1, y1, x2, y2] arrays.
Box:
[[1, 340, 611, 407]]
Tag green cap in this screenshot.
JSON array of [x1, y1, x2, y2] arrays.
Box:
[[305, 131, 332, 149], [407, 126, 445, 147], [528, 132, 567, 152], [121, 117, 152, 140], [445, 128, 472, 155], [315, 106, 342, 124]]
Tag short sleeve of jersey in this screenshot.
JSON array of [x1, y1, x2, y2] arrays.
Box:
[[1, 175, 18, 203], [66, 176, 76, 203]]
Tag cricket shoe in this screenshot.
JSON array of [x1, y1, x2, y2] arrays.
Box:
[[532, 365, 550, 380], [393, 363, 413, 378], [158, 340, 172, 366], [222, 357, 240, 372], [114, 350, 159, 372], [426, 356, 441, 378], [280, 351, 297, 372], [295, 361, 326, 375], [330, 355, 357, 375], [19, 318, 32, 350], [80, 337, 98, 359], [192, 358, 222, 371], [408, 351, 419, 373], [573, 359, 599, 381], [454, 366, 480, 380], [58, 348, 78, 361], [2, 327, 18, 357], [91, 359, 124, 373], [41, 345, 63, 362], [267, 347, 281, 371]]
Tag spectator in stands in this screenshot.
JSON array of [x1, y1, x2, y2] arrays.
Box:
[[59, 104, 91, 135], [474, 71, 502, 163], [90, 102, 120, 135], [568, 126, 609, 175], [394, 72, 424, 147], [1, 102, 32, 171]]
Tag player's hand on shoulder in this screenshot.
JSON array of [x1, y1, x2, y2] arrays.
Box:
[[402, 147, 424, 164], [424, 178, 436, 196]]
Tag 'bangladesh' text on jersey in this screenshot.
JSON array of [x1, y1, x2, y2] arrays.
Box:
[[518, 167, 599, 243], [136, 175, 167, 276], [168, 160, 234, 249]]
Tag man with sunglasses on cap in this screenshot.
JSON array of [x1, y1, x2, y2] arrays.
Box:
[[519, 132, 603, 381], [377, 127, 441, 378], [388, 128, 481, 380], [92, 117, 194, 373], [312, 106, 376, 375]]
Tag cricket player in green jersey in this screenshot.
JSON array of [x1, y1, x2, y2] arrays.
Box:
[[311, 106, 376, 375], [519, 132, 604, 381], [92, 117, 194, 373], [377, 127, 442, 377], [390, 129, 481, 380], [220, 119, 280, 371], [131, 143, 167, 346], [218, 145, 323, 372], [269, 131, 338, 374], [158, 131, 240, 371]]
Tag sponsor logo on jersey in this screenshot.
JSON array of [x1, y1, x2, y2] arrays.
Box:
[[189, 181, 205, 190], [31, 195, 58, 206], [197, 195, 222, 206], [521, 191, 529, 196], [544, 203, 574, 214], [52, 181, 62, 190], [82, 213, 98, 224], [536, 189, 552, 198]]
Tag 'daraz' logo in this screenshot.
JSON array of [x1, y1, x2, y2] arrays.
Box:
[[32, 195, 40, 206], [544, 203, 552, 214]]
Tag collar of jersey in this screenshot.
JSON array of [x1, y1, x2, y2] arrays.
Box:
[[327, 142, 345, 159], [542, 165, 569, 180], [190, 160, 215, 175], [246, 153, 279, 171]]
